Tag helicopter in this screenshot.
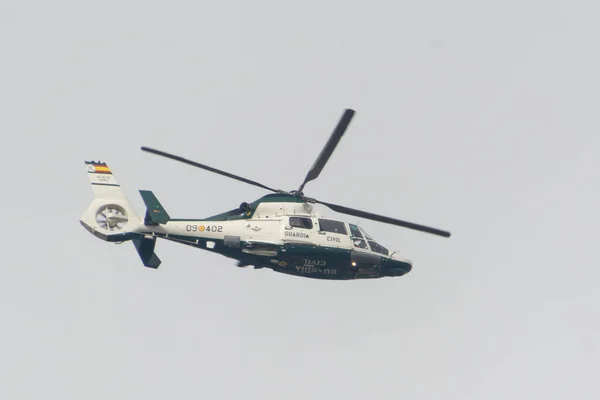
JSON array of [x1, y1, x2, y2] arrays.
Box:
[[80, 109, 451, 280]]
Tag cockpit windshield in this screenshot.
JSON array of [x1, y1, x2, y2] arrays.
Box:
[[357, 226, 389, 256], [360, 227, 374, 240]]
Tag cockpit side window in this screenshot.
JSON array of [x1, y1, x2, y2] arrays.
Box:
[[289, 217, 313, 229], [349, 224, 363, 238], [318, 219, 348, 235], [348, 223, 368, 249]]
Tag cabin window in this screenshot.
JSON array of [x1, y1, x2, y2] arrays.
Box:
[[368, 241, 389, 256], [318, 219, 348, 235], [289, 217, 313, 229]]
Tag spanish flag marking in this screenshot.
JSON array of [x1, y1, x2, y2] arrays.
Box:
[[85, 161, 112, 174], [93, 165, 111, 174]]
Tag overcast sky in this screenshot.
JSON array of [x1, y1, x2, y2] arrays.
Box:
[[1, 1, 599, 399]]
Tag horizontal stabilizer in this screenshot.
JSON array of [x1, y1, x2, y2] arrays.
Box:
[[133, 236, 161, 269], [139, 190, 170, 225]]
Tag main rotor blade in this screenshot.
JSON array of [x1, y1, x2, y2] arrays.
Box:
[[298, 109, 355, 192], [314, 199, 451, 238], [141, 147, 280, 193]]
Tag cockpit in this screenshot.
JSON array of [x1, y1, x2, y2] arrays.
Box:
[[347, 223, 390, 256], [285, 215, 411, 278]]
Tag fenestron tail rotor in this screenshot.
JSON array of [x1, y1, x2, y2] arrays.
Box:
[[96, 205, 128, 231], [141, 108, 451, 238]]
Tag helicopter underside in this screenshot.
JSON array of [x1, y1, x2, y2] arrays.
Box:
[[157, 233, 412, 280]]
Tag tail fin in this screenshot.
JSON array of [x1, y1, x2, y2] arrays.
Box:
[[80, 161, 162, 269], [80, 161, 142, 242]]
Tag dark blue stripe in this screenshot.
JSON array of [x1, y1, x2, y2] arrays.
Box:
[[91, 183, 120, 187]]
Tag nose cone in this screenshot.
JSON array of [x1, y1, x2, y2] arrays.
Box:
[[390, 251, 411, 263], [380, 251, 412, 277]]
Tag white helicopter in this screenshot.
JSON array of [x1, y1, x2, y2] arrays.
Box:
[[80, 109, 451, 280]]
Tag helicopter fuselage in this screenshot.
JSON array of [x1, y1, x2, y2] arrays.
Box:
[[129, 194, 412, 280]]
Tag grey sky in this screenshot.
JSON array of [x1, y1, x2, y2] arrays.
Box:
[[1, 1, 599, 398]]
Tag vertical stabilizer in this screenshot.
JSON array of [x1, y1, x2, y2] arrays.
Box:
[[85, 161, 126, 199], [80, 161, 142, 242]]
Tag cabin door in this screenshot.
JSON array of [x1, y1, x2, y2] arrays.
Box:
[[281, 216, 317, 246]]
